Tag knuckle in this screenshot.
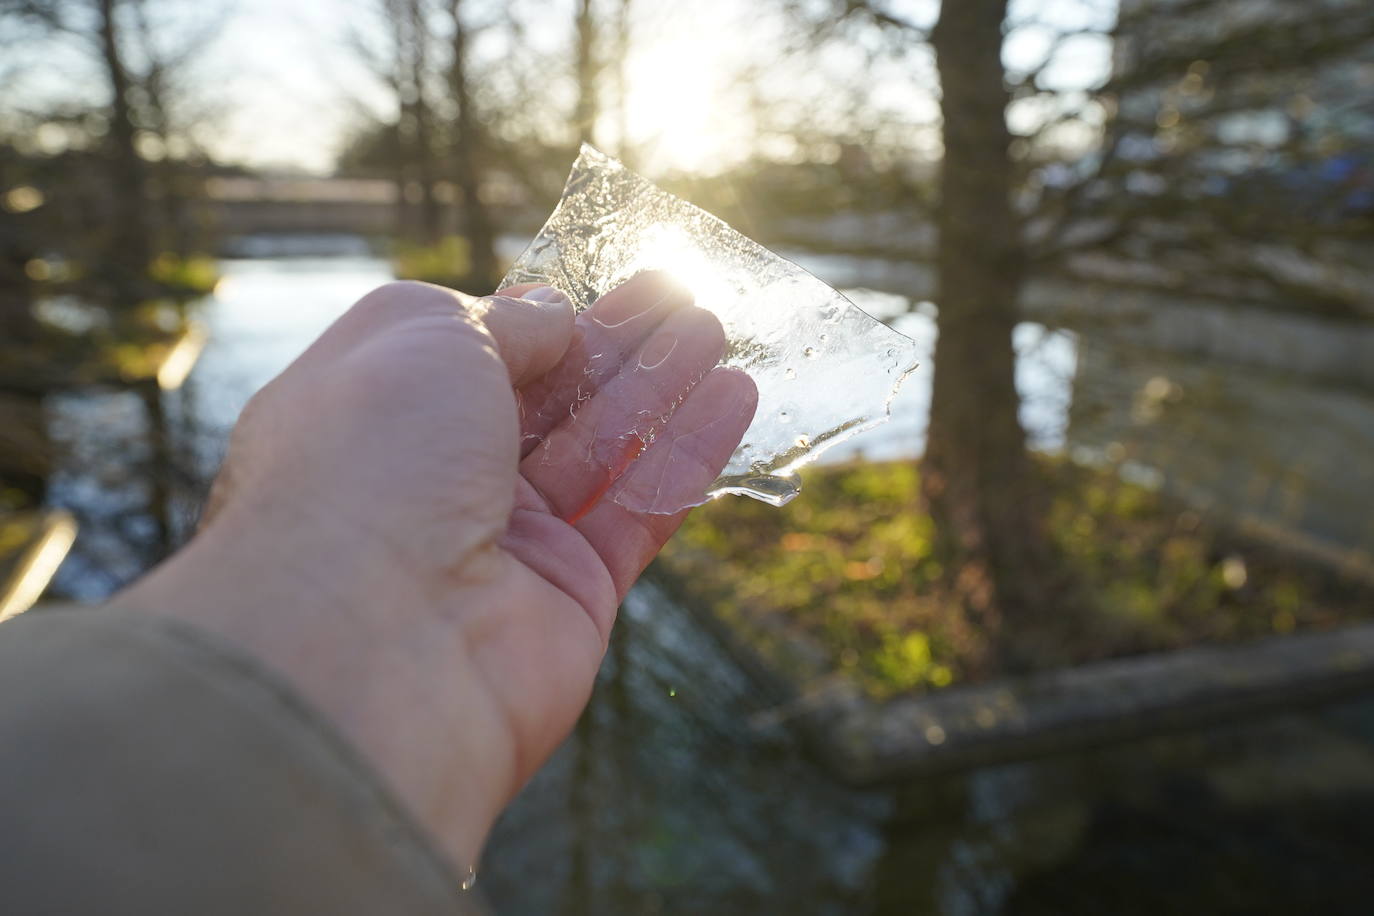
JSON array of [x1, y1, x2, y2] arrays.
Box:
[[354, 280, 471, 321]]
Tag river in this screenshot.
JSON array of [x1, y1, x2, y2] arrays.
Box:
[[186, 254, 1078, 463]]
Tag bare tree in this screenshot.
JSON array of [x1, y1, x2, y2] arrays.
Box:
[[403, 0, 443, 243], [572, 0, 599, 146], [768, 0, 1373, 659], [346, 0, 444, 242], [923, 0, 1056, 652], [94, 0, 153, 305], [447, 0, 497, 290], [568, 0, 637, 157], [1, 0, 228, 302], [1038, 0, 1374, 322], [774, 0, 1063, 654], [129, 0, 227, 259], [612, 0, 632, 163]]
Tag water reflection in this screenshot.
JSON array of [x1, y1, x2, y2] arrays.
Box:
[[480, 582, 1374, 913], [483, 581, 889, 915], [807, 290, 1078, 465], [46, 257, 393, 597], [480, 578, 1374, 914], [190, 257, 396, 440]]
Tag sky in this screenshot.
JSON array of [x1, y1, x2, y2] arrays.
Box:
[[3, 0, 1117, 175], [195, 0, 395, 172], [200, 0, 820, 174]]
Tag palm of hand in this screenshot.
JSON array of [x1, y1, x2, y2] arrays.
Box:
[[219, 273, 752, 804], [138, 272, 755, 869]]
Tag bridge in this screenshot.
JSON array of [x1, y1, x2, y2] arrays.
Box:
[[202, 175, 528, 249]]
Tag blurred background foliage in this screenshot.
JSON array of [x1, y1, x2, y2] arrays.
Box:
[[664, 458, 1373, 697]]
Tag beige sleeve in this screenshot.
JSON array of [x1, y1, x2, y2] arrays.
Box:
[[0, 606, 484, 916]]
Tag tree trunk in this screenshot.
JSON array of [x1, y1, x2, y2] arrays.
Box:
[[386, 1, 412, 240], [96, 0, 152, 308], [448, 0, 498, 291], [389, 119, 411, 239], [131, 0, 185, 260], [924, 0, 1054, 665], [410, 103, 442, 244], [141, 76, 191, 259], [0, 154, 34, 343], [613, 0, 633, 163], [407, 0, 442, 244], [573, 0, 598, 146]]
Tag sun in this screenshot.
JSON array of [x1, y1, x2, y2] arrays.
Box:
[[617, 7, 756, 175]]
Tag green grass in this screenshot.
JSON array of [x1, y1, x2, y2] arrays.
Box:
[[390, 235, 513, 289], [148, 253, 220, 295], [22, 252, 220, 298], [658, 459, 1374, 698], [392, 235, 473, 287]]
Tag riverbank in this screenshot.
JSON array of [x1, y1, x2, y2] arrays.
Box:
[[658, 458, 1374, 699]]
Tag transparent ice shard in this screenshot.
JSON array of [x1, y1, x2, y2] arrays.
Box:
[[502, 145, 919, 512]]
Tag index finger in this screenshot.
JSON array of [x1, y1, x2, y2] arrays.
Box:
[[515, 272, 692, 454]]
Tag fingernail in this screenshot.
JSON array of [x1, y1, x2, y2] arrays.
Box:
[[522, 285, 569, 305], [637, 329, 679, 370], [704, 368, 759, 423]]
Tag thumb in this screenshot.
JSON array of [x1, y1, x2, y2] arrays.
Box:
[[475, 286, 575, 387]]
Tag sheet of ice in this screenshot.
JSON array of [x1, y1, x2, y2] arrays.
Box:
[[502, 145, 919, 512]]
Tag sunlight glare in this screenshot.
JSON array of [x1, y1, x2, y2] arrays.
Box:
[[621, 13, 753, 175], [634, 223, 739, 317]]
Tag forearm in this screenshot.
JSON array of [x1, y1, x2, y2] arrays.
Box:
[[0, 606, 483, 915], [117, 511, 524, 874]]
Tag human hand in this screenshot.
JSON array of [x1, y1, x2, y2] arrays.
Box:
[[120, 273, 757, 872]]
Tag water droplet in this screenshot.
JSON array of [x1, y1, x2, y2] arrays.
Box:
[[720, 472, 802, 507], [818, 333, 828, 343], [779, 410, 791, 423], [460, 867, 478, 892], [803, 347, 817, 358], [784, 367, 796, 380], [668, 687, 677, 698]]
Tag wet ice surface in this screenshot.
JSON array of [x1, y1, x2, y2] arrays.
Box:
[[502, 146, 920, 513]]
